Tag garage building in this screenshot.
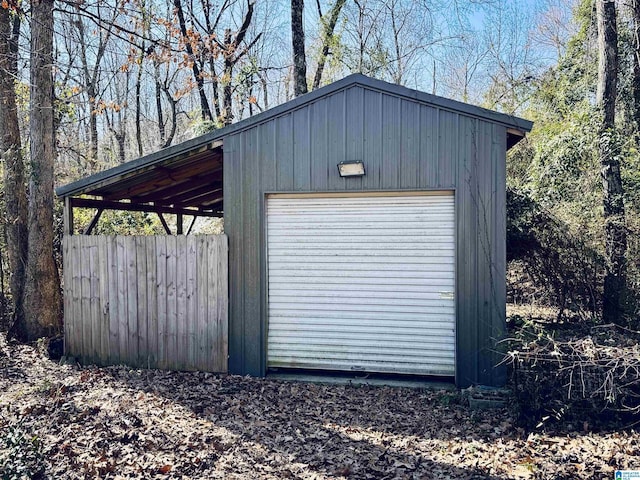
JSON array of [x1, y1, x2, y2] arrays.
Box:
[[57, 74, 533, 387]]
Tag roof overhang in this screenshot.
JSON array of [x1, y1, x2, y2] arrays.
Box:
[[58, 140, 224, 220], [56, 73, 533, 212]]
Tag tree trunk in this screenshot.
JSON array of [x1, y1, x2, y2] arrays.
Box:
[[223, 50, 234, 125], [75, 16, 99, 170], [596, 0, 627, 324], [135, 45, 144, 157], [632, 0, 640, 130], [291, 0, 308, 96], [0, 4, 28, 330], [155, 76, 166, 146], [174, 0, 213, 122], [22, 0, 62, 341], [312, 0, 346, 90]]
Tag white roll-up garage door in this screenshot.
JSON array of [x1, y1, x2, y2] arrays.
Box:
[[266, 192, 455, 376]]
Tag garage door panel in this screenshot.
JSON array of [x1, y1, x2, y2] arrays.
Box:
[[267, 193, 455, 376], [270, 303, 455, 315]]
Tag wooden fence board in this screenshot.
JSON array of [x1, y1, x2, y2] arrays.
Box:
[[62, 235, 228, 372], [165, 236, 178, 370], [156, 236, 167, 369], [136, 237, 148, 368], [98, 237, 110, 364], [196, 236, 208, 371], [146, 237, 158, 368], [187, 236, 198, 370], [125, 237, 138, 366], [176, 236, 187, 370], [107, 237, 119, 364], [89, 237, 100, 363]]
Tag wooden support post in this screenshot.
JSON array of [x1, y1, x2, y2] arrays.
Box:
[[187, 216, 198, 235], [157, 213, 172, 235], [176, 213, 183, 235], [83, 208, 104, 235], [63, 197, 74, 235]]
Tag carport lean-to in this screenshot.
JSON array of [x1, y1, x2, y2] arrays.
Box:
[[57, 74, 532, 387]]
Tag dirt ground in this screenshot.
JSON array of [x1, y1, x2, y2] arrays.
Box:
[[0, 335, 638, 480]]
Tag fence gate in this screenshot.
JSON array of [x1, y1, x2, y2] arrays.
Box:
[[62, 235, 228, 372]]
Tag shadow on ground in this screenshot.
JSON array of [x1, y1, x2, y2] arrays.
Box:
[[103, 367, 512, 479]]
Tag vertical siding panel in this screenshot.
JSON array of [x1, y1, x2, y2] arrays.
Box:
[[275, 114, 294, 190], [381, 94, 400, 189], [400, 99, 420, 189], [293, 107, 311, 190], [477, 120, 493, 384], [420, 106, 439, 188], [243, 127, 262, 375], [225, 134, 244, 374], [438, 110, 458, 188], [492, 125, 508, 386], [260, 122, 277, 192], [345, 87, 364, 191], [478, 119, 494, 385], [155, 236, 167, 369], [310, 100, 328, 190], [491, 125, 507, 385], [326, 91, 347, 190], [363, 90, 382, 190], [259, 123, 275, 373], [145, 237, 158, 368], [456, 116, 477, 386]]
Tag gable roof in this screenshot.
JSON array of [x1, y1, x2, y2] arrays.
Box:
[[56, 73, 533, 199]]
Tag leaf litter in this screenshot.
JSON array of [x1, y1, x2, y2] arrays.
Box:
[[0, 335, 638, 479]]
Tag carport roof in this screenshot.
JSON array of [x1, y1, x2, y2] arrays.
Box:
[[56, 73, 533, 208]]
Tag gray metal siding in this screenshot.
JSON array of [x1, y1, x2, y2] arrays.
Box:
[[224, 84, 508, 387]]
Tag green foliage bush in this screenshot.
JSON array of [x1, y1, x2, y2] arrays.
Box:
[[506, 186, 603, 318], [0, 417, 45, 480]]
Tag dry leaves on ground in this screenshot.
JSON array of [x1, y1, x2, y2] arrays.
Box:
[[0, 335, 638, 479]]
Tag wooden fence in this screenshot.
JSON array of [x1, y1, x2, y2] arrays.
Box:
[[62, 235, 228, 372]]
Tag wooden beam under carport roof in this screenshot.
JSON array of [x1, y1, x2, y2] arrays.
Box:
[[100, 158, 221, 199], [70, 197, 222, 217], [130, 176, 222, 203], [164, 185, 223, 206]]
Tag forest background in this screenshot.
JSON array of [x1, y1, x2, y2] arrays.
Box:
[[0, 0, 638, 348]]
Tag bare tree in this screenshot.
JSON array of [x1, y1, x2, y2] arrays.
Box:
[[21, 0, 62, 340], [173, 0, 214, 121], [312, 0, 347, 89], [73, 2, 118, 171], [596, 0, 627, 323], [220, 0, 260, 125]]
